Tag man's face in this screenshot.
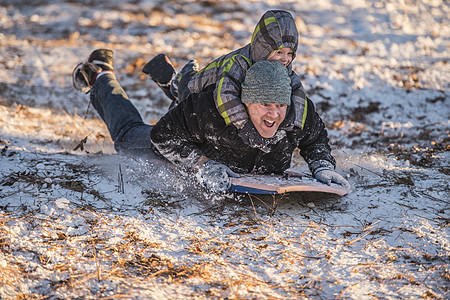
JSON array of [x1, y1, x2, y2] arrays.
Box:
[[245, 103, 287, 138]]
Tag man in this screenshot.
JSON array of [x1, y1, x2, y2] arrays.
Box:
[[73, 49, 351, 193]]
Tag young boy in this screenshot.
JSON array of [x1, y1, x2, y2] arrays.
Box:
[[144, 10, 308, 131]]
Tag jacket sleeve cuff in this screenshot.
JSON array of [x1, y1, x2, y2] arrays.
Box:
[[310, 160, 335, 177], [194, 155, 210, 172]]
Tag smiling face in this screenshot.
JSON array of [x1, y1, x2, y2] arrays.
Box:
[[245, 103, 287, 138], [267, 47, 293, 67]]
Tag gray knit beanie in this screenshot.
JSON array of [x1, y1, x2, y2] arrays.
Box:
[[241, 61, 291, 105]]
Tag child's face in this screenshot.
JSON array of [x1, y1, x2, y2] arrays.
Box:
[[267, 48, 293, 67]]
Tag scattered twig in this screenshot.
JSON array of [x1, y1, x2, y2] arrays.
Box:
[[353, 163, 384, 177], [87, 228, 102, 282], [345, 228, 377, 246], [83, 100, 92, 120], [412, 213, 441, 224], [395, 201, 418, 210], [247, 194, 258, 219], [247, 194, 277, 216], [118, 164, 124, 194], [270, 193, 283, 216], [412, 189, 450, 205], [73, 136, 88, 151]]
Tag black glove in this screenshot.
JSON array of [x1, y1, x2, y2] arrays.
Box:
[[196, 160, 239, 193], [315, 169, 352, 194]]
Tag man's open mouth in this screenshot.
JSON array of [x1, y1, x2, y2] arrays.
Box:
[[264, 120, 275, 128]]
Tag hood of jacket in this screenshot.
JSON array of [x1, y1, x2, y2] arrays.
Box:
[[250, 10, 299, 64]]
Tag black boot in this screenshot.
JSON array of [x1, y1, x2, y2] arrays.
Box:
[[142, 54, 176, 101]]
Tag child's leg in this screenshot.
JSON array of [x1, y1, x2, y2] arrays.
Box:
[[167, 60, 199, 111], [175, 68, 196, 102]]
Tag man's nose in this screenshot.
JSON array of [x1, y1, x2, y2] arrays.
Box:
[[266, 107, 279, 117]]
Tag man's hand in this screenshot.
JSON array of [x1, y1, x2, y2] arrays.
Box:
[[315, 169, 352, 194], [196, 160, 239, 193]]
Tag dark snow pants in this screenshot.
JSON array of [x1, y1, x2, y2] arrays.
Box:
[[90, 73, 159, 158]]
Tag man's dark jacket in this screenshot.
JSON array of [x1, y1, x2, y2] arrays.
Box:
[[150, 85, 335, 175]]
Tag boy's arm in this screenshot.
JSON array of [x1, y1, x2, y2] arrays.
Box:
[[289, 71, 310, 129], [214, 55, 250, 129]]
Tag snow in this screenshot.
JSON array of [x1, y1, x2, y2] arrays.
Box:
[[0, 0, 449, 299]]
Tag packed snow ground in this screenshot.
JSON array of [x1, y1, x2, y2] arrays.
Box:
[[0, 0, 449, 299]]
